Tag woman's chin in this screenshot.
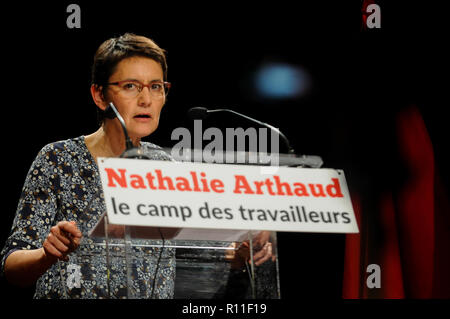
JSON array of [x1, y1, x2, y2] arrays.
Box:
[[130, 127, 157, 141]]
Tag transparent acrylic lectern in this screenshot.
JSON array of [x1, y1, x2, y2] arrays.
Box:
[[82, 212, 280, 299], [59, 150, 321, 299]]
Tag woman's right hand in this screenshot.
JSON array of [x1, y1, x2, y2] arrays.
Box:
[[42, 221, 82, 262]]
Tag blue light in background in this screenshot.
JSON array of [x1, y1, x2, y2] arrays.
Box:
[[254, 63, 311, 99]]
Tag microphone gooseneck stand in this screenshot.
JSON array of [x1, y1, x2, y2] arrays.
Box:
[[187, 106, 323, 168], [105, 102, 151, 159], [104, 102, 163, 299]]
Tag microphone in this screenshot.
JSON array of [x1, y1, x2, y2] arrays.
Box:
[[105, 102, 134, 151], [187, 106, 296, 154], [187, 107, 209, 120], [104, 102, 150, 159]]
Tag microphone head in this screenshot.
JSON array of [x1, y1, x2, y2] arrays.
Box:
[[187, 107, 209, 120]]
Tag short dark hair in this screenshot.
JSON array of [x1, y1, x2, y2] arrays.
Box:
[[91, 33, 168, 124]]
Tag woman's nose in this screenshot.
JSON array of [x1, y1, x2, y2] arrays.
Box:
[[137, 86, 152, 106]]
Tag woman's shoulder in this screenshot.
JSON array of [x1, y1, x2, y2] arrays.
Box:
[[38, 137, 173, 161], [140, 141, 174, 161], [38, 136, 85, 154], [35, 136, 89, 164]]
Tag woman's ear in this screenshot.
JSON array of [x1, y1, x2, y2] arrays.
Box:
[[90, 84, 108, 111]]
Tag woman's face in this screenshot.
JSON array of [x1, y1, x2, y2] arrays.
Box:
[[104, 56, 166, 140]]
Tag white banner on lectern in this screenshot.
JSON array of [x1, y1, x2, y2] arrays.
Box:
[[97, 158, 359, 234]]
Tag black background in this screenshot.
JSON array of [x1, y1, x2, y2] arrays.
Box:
[[0, 0, 447, 302]]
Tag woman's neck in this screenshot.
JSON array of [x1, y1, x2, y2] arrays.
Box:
[[84, 122, 140, 161]]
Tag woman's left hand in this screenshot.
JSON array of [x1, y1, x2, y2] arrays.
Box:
[[227, 231, 276, 268], [250, 231, 276, 266]]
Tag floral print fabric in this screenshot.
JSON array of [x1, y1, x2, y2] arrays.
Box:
[[0, 136, 175, 298]]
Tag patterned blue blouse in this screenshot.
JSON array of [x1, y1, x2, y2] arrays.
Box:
[[0, 136, 175, 299]]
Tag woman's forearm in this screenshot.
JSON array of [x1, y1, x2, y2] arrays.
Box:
[[4, 248, 57, 287]]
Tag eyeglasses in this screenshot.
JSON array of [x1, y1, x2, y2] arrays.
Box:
[[107, 79, 171, 99]]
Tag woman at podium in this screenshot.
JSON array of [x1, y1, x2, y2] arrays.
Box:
[[0, 33, 176, 298]]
